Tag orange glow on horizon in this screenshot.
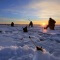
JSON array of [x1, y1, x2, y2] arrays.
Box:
[[40, 23, 47, 27], [0, 20, 60, 25], [42, 23, 46, 25]]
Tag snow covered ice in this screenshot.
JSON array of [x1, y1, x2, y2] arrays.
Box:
[[0, 24, 60, 60]]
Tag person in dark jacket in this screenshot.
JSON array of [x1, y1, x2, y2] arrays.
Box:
[[23, 26, 28, 32], [29, 21, 33, 27], [11, 22, 14, 27], [44, 18, 56, 30]]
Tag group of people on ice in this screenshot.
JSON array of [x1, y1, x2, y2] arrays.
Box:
[[11, 17, 56, 32], [10, 18, 56, 60], [11, 21, 33, 32]]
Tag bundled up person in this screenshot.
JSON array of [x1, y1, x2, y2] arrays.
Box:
[[11, 22, 14, 27], [23, 26, 28, 32], [29, 21, 33, 27], [44, 18, 56, 30]]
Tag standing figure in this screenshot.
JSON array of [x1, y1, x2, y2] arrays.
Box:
[[11, 22, 14, 27], [29, 21, 33, 27], [44, 18, 56, 30]]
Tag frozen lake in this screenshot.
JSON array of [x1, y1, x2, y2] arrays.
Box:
[[0, 24, 60, 60]]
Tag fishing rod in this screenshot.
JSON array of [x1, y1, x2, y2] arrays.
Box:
[[28, 19, 31, 21], [29, 36, 37, 47], [29, 36, 40, 42], [29, 36, 43, 52]]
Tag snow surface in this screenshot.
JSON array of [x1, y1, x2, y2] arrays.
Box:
[[0, 24, 60, 60]]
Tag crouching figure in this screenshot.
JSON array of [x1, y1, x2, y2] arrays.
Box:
[[23, 26, 28, 32]]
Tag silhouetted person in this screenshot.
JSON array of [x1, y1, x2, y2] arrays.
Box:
[[44, 18, 56, 30], [0, 31, 2, 33], [29, 21, 33, 27], [23, 26, 28, 32], [11, 22, 14, 27]]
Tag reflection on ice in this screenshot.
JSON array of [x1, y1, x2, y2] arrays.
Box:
[[43, 29, 48, 33]]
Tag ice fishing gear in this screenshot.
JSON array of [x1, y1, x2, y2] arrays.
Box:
[[28, 19, 31, 21], [29, 36, 43, 52], [36, 46, 43, 51], [29, 36, 37, 47]]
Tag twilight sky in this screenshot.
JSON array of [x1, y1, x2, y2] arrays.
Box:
[[0, 0, 60, 24]]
